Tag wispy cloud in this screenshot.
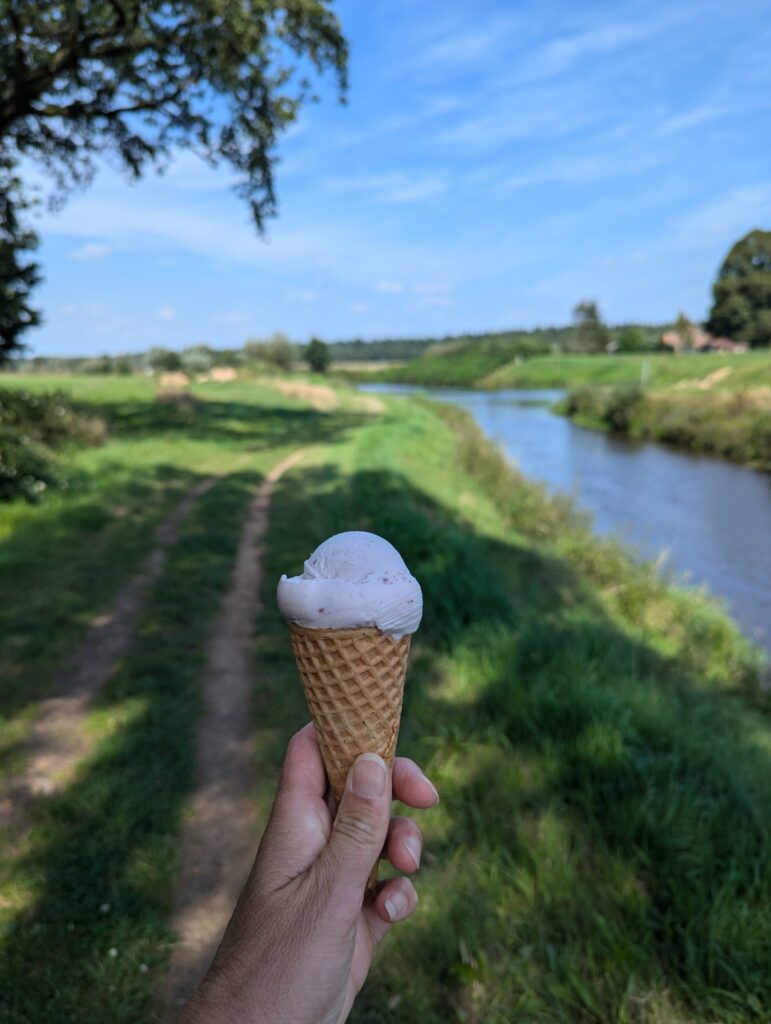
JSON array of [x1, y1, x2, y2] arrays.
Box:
[[659, 103, 732, 135], [69, 242, 112, 261], [324, 171, 447, 204], [287, 288, 318, 302], [375, 280, 404, 294], [511, 17, 673, 84], [158, 307, 176, 321], [676, 184, 771, 243], [411, 15, 525, 70]]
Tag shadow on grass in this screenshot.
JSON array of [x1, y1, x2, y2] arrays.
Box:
[[1, 462, 767, 1023], [0, 473, 261, 1024], [261, 465, 769, 1024], [0, 463, 208, 720], [76, 395, 365, 452]]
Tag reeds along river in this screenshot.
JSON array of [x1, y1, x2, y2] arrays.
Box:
[[361, 384, 771, 656]]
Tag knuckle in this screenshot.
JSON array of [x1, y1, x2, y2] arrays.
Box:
[[335, 805, 380, 848]]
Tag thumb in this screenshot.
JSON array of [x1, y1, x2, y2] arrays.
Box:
[[320, 753, 391, 899]]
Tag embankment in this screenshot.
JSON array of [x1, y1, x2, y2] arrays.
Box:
[[562, 384, 771, 470]]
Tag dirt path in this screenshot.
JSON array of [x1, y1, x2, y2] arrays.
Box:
[[0, 477, 218, 831], [162, 450, 305, 1017]]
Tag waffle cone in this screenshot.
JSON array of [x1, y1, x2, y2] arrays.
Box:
[[289, 622, 410, 898]]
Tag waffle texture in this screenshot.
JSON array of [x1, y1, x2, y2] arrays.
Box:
[[290, 622, 410, 797], [290, 622, 410, 899]]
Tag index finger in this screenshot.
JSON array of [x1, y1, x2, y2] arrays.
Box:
[[392, 757, 440, 809]]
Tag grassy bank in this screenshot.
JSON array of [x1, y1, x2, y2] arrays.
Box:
[[259, 397, 768, 1024], [1, 375, 768, 1022], [563, 385, 771, 470], [370, 348, 771, 391]]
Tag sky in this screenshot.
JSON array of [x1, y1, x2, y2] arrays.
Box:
[[25, 0, 771, 356]]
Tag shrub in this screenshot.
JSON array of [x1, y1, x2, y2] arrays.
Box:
[[305, 337, 330, 373], [0, 389, 105, 501], [243, 333, 296, 371], [564, 384, 643, 431]]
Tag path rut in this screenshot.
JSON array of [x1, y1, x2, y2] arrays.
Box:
[[162, 450, 305, 1016], [0, 476, 217, 830]]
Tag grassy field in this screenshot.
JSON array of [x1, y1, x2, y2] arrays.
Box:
[[1, 374, 769, 1022], [367, 347, 771, 391]]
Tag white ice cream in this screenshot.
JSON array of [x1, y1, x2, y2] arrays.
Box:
[[277, 531, 422, 639]]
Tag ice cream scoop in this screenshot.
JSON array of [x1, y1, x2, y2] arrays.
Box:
[[277, 531, 422, 639]]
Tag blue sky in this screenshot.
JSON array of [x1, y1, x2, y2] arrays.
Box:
[[27, 0, 771, 355]]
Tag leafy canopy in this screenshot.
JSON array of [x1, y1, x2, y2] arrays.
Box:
[[568, 300, 611, 354], [708, 229, 771, 348], [0, 0, 347, 361], [305, 336, 329, 372]]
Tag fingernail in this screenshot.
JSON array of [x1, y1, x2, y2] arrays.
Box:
[[421, 770, 440, 803], [384, 890, 409, 921], [351, 754, 387, 799], [405, 835, 421, 869]]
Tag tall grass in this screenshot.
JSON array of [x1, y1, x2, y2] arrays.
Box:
[[564, 386, 771, 470]]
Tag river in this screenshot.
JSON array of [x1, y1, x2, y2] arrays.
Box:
[[361, 384, 771, 655]]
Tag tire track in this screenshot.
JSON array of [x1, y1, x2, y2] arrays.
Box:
[[0, 476, 218, 830], [162, 450, 305, 1016]]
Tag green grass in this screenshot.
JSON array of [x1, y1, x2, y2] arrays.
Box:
[[486, 351, 771, 390], [258, 399, 767, 1024], [369, 348, 771, 391], [0, 375, 768, 1022]]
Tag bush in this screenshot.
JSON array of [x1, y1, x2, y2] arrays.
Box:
[[564, 384, 643, 431], [243, 333, 296, 371], [305, 337, 330, 373], [0, 389, 105, 501]]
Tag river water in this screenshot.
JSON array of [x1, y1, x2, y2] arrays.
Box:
[[361, 384, 771, 654]]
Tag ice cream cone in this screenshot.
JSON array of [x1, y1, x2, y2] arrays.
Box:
[[289, 621, 410, 899]]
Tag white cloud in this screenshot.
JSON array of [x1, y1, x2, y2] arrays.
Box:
[[512, 19, 666, 84], [69, 242, 112, 261], [413, 16, 524, 69], [324, 172, 446, 204], [158, 307, 176, 321], [676, 184, 771, 244], [287, 288, 318, 302], [375, 280, 404, 294], [659, 103, 731, 135], [349, 302, 368, 314]]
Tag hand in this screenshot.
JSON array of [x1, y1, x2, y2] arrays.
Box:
[[180, 722, 439, 1024]]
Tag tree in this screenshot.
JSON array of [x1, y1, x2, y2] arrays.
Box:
[[0, 156, 41, 361], [180, 344, 213, 376], [568, 300, 611, 354], [243, 333, 296, 370], [615, 326, 646, 352], [0, 1, 348, 359], [305, 337, 330, 373], [707, 229, 771, 347], [674, 312, 694, 352], [145, 347, 182, 372]]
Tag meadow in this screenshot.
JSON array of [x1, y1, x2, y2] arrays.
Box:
[[367, 346, 771, 391], [0, 373, 768, 1023]]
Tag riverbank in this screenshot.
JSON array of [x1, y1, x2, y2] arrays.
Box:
[[1, 375, 768, 1022], [364, 348, 771, 391], [562, 384, 771, 471]]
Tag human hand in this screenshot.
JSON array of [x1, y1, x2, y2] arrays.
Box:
[[180, 722, 439, 1024]]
